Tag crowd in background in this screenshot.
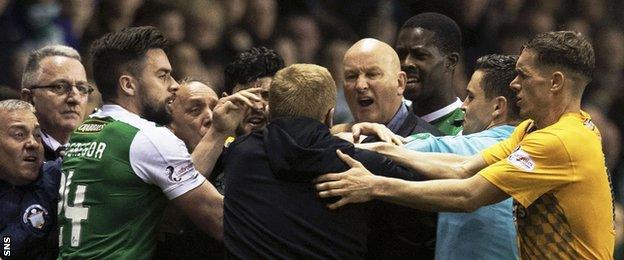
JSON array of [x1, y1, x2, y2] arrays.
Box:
[[1, 0, 624, 223]]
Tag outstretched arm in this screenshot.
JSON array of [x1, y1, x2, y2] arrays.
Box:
[[357, 142, 486, 179], [315, 150, 508, 211]]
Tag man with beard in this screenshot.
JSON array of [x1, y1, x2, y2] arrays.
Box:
[[224, 46, 284, 137], [57, 27, 261, 258], [208, 46, 285, 194], [317, 31, 615, 259], [396, 13, 464, 135]]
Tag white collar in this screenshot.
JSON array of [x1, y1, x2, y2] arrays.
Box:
[[41, 130, 65, 151], [421, 98, 463, 123]]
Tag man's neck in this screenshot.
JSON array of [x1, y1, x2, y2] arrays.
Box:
[[533, 97, 581, 130], [411, 92, 457, 117], [106, 98, 141, 116], [42, 128, 70, 144]]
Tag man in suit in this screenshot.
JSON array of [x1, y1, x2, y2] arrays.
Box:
[[20, 45, 92, 161], [342, 38, 441, 139], [341, 38, 441, 259]]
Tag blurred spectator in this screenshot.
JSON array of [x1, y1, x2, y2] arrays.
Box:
[[322, 40, 353, 124], [56, 0, 96, 49], [285, 15, 321, 63], [134, 1, 185, 44], [246, 0, 278, 45]]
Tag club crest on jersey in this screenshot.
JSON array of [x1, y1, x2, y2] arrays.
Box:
[[22, 204, 48, 229], [508, 146, 535, 172]]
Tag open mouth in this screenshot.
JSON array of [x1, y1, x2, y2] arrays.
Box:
[[166, 94, 176, 105], [23, 155, 38, 162], [246, 116, 266, 127], [358, 97, 374, 107]]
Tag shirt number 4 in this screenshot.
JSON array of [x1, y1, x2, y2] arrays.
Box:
[[58, 170, 89, 247]]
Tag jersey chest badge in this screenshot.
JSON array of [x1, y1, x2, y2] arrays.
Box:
[[22, 204, 48, 229]]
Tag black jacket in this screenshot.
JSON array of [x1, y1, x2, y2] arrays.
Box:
[[223, 117, 420, 259], [365, 109, 441, 260]]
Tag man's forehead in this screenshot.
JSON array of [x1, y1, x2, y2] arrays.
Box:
[[1, 110, 38, 128], [397, 27, 437, 47], [38, 56, 86, 80], [466, 70, 485, 92], [144, 48, 172, 70]]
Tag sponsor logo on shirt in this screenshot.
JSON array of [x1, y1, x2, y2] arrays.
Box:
[[22, 204, 48, 229], [507, 146, 535, 171], [166, 162, 195, 182]]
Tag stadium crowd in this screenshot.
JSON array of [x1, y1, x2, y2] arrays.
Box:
[[0, 0, 622, 259]]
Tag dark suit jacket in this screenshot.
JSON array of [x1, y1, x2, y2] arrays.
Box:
[[365, 108, 442, 260]]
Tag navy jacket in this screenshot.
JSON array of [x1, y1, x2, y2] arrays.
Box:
[[223, 117, 421, 259], [0, 159, 61, 259]]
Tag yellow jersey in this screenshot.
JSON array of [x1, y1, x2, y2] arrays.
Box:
[[478, 111, 615, 259]]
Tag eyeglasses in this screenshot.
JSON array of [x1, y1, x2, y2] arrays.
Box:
[[30, 82, 94, 96]]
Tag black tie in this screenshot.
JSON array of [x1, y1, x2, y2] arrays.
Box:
[[55, 146, 66, 158]]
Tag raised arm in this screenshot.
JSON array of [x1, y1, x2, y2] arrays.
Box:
[[315, 150, 508, 211], [191, 88, 263, 175]]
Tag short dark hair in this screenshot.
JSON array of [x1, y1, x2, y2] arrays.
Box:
[[475, 54, 520, 120], [400, 12, 461, 55], [90, 26, 169, 102], [224, 46, 285, 94], [523, 31, 595, 81]]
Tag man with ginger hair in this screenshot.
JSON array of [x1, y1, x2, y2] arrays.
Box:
[[223, 64, 419, 258]]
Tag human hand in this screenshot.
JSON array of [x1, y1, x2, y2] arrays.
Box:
[[351, 122, 404, 145], [315, 150, 379, 209], [212, 88, 263, 134]]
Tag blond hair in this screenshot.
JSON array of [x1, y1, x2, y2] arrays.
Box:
[[269, 64, 336, 121]]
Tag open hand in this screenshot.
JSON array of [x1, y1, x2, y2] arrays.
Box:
[[315, 150, 379, 209]]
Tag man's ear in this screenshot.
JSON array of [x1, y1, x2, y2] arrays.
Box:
[[397, 71, 407, 95], [445, 52, 460, 72], [551, 71, 565, 92], [324, 107, 335, 127], [21, 88, 34, 103], [119, 75, 136, 96], [492, 96, 508, 118]]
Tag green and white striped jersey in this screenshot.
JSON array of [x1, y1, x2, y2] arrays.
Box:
[[58, 105, 205, 259]]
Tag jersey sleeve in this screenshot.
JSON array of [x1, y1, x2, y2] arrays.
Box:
[[480, 120, 532, 165], [479, 131, 576, 207], [129, 128, 206, 200]]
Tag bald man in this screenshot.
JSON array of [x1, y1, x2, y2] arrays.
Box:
[[342, 38, 441, 258], [168, 79, 219, 152], [342, 38, 440, 139]]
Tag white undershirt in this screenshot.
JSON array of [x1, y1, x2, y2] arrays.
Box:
[[421, 98, 463, 123]]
